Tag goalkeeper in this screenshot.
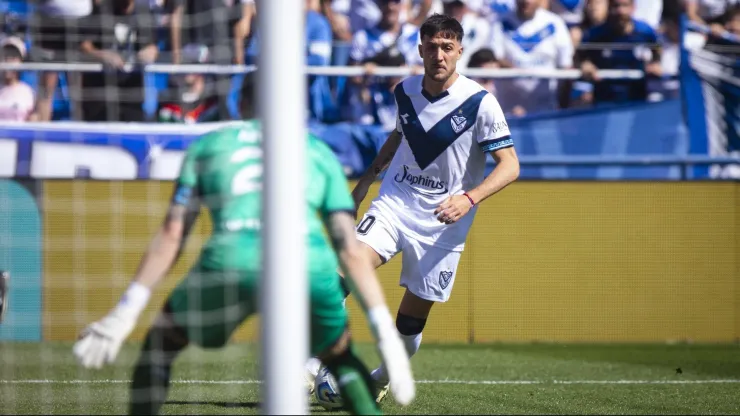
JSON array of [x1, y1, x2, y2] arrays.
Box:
[[72, 73, 415, 415]]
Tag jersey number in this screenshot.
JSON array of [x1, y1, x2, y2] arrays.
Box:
[[231, 147, 263, 196], [357, 215, 376, 235]]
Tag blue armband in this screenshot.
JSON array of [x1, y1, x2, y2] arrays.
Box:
[[479, 136, 514, 153]]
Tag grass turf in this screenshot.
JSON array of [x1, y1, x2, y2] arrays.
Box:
[[0, 342, 739, 414]]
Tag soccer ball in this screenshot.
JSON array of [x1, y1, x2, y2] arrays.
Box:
[[314, 366, 344, 410]]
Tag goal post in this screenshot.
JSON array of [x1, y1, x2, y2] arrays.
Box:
[[258, 0, 309, 414]]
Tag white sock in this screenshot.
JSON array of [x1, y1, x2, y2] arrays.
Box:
[[372, 332, 422, 385], [305, 357, 322, 378]]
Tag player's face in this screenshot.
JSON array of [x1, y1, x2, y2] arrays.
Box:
[[419, 34, 463, 83]]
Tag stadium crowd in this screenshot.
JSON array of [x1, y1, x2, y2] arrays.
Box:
[[0, 0, 738, 125]]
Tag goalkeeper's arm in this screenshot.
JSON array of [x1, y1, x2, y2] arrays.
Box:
[[73, 187, 200, 369], [326, 211, 415, 406]]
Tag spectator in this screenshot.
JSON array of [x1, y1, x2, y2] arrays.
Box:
[[345, 48, 405, 131], [0, 36, 34, 122], [579, 0, 662, 105], [156, 44, 220, 123], [29, 0, 94, 121], [482, 0, 516, 21], [650, 15, 682, 100], [441, 0, 491, 68], [704, 5, 740, 57], [489, 0, 574, 116], [571, 0, 608, 46], [321, 0, 354, 42], [549, 0, 586, 46], [467, 47, 499, 94], [78, 0, 159, 122], [168, 0, 254, 120], [348, 0, 433, 34], [246, 0, 334, 120], [684, 0, 739, 26], [167, 0, 254, 65], [349, 0, 422, 67]]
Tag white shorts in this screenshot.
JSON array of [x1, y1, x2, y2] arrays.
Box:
[[355, 206, 462, 303]]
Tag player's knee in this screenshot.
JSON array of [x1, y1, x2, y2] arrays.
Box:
[[395, 313, 427, 336]]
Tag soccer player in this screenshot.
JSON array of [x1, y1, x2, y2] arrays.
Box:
[[306, 13, 520, 401], [72, 73, 415, 415]]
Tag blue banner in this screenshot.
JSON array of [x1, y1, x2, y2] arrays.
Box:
[[0, 99, 689, 181]]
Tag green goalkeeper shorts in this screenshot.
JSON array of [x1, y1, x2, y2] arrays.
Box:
[[166, 265, 348, 354]]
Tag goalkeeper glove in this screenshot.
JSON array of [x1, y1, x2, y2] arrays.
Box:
[[73, 282, 151, 369], [368, 306, 416, 406]]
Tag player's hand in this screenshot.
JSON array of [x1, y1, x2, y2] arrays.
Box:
[[434, 195, 473, 224], [73, 309, 138, 369], [376, 330, 416, 406]]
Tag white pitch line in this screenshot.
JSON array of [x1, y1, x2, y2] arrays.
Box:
[[2, 379, 740, 385]]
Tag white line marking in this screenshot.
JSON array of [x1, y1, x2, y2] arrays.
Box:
[[2, 379, 739, 385]]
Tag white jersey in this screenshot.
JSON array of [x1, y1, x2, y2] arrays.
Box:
[[372, 74, 512, 251], [549, 0, 585, 26], [350, 23, 422, 66], [458, 12, 492, 69], [489, 8, 573, 114]]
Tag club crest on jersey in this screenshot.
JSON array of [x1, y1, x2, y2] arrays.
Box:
[[451, 114, 467, 133], [439, 270, 453, 289]]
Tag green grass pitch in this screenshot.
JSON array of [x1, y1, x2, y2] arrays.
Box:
[[1, 342, 739, 414]]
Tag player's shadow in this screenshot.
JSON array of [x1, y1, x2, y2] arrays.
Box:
[[166, 401, 326, 410], [165, 400, 260, 409]]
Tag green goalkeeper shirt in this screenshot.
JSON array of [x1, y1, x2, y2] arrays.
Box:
[[173, 120, 354, 273]]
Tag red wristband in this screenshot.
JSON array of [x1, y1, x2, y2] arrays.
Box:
[[463, 192, 475, 207]]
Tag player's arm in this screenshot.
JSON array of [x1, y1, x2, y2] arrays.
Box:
[[466, 146, 519, 205], [351, 129, 402, 209], [73, 146, 202, 370], [129, 188, 200, 290]]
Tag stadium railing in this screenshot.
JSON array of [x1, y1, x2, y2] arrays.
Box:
[[0, 61, 644, 79]]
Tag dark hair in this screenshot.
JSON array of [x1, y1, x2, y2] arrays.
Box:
[[467, 48, 497, 68], [419, 14, 464, 42]]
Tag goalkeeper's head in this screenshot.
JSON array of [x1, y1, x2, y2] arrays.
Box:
[[240, 70, 258, 120]]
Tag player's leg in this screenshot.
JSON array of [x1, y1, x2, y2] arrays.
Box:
[[371, 239, 462, 401], [129, 267, 255, 415], [311, 272, 381, 415], [129, 307, 189, 415], [305, 209, 401, 390]]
